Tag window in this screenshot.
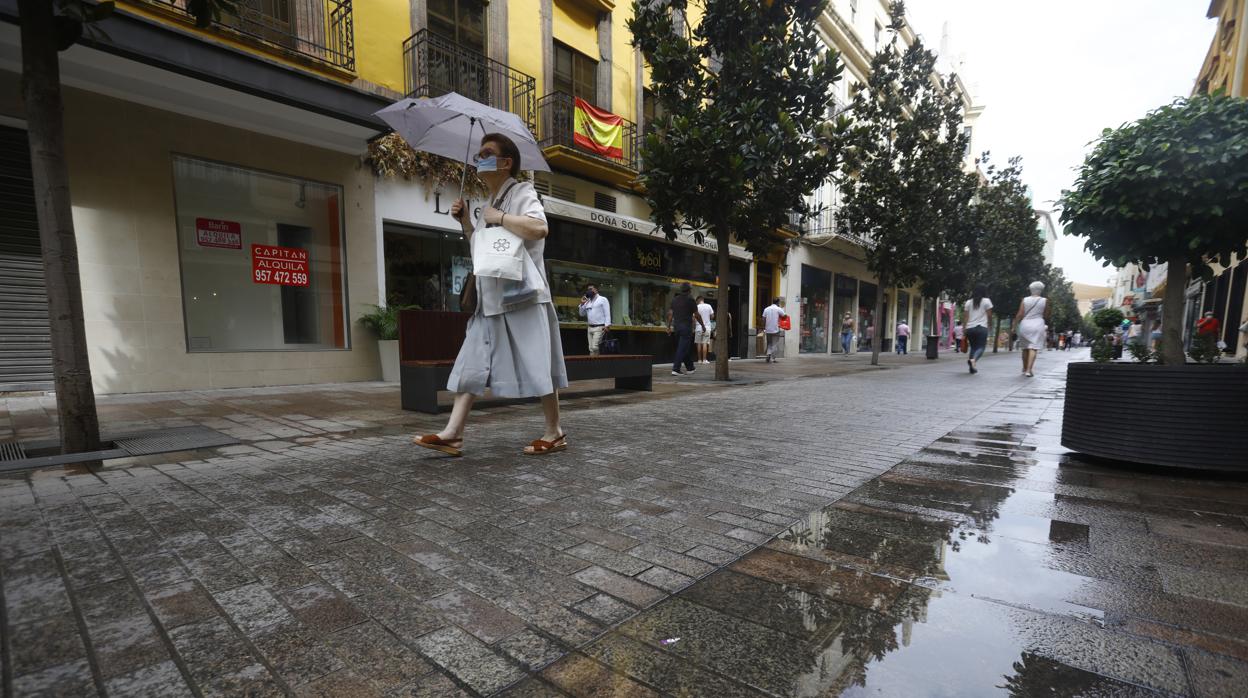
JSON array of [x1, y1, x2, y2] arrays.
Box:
[[554, 41, 598, 102], [962, 125, 973, 158], [548, 261, 714, 329], [642, 88, 666, 134], [427, 0, 486, 52], [172, 157, 348, 351], [874, 22, 882, 52], [383, 224, 470, 312]]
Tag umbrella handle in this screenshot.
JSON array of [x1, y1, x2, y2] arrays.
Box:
[[458, 116, 476, 205]]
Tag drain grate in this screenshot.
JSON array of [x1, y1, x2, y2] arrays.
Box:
[[113, 426, 239, 456], [0, 440, 25, 462]]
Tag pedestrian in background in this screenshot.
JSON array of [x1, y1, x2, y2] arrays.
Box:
[[964, 285, 993, 374], [953, 321, 965, 353], [578, 284, 610, 356], [1014, 281, 1050, 377], [695, 295, 715, 364], [839, 312, 855, 355], [414, 132, 567, 457], [1196, 311, 1221, 341], [895, 320, 910, 355], [762, 297, 787, 363], [667, 282, 705, 376]]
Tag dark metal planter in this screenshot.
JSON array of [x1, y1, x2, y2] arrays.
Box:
[[1062, 362, 1248, 471]]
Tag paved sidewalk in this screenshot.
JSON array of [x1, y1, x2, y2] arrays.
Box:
[[0, 349, 1132, 696]]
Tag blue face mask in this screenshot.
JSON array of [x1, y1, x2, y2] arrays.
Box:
[[474, 155, 498, 173]]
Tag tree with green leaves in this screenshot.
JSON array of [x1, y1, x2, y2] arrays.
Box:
[[972, 154, 1045, 352], [1040, 265, 1080, 336], [629, 0, 846, 380], [19, 0, 230, 456], [837, 2, 976, 365], [1061, 93, 1248, 365]]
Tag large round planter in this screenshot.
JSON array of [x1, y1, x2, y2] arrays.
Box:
[[1062, 362, 1248, 471]]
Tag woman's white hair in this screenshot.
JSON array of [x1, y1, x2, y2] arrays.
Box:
[[1029, 281, 1045, 294]]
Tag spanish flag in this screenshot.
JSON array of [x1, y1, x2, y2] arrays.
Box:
[[573, 97, 624, 160]]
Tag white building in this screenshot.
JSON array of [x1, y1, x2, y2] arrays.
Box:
[[1035, 209, 1058, 267]]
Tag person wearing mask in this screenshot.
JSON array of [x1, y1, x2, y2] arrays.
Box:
[[839, 312, 855, 355], [695, 295, 715, 364], [963, 285, 993, 374], [413, 133, 567, 457], [1014, 281, 1051, 377], [578, 284, 611, 356], [761, 297, 787, 363], [667, 282, 705, 376], [895, 320, 911, 355], [1196, 311, 1220, 340]]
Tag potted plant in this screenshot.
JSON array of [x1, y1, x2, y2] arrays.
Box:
[[1058, 93, 1248, 471], [358, 304, 411, 383]]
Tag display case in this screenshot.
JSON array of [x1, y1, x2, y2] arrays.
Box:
[[548, 260, 715, 330]]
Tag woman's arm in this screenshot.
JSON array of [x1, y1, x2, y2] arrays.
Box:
[[482, 207, 548, 240], [1014, 301, 1026, 326]]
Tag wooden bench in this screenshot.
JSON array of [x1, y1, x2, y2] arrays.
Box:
[[397, 310, 653, 414]]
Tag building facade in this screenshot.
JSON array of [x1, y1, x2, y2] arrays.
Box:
[[778, 0, 985, 358], [1036, 209, 1058, 267]]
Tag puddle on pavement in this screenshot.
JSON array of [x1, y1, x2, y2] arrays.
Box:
[[529, 423, 1247, 697]]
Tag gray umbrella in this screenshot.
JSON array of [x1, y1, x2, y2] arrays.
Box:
[[375, 93, 549, 200]]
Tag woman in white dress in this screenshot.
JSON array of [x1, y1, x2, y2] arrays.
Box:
[[1014, 281, 1051, 377], [413, 133, 568, 457]]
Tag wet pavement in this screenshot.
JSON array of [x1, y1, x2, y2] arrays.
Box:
[[520, 368, 1248, 697], [3, 349, 1246, 696]]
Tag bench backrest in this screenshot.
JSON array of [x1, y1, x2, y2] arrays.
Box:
[[398, 310, 470, 362]]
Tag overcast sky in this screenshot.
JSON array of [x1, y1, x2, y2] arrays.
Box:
[[904, 0, 1218, 286]]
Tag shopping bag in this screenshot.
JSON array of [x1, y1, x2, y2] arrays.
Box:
[[600, 332, 622, 355], [471, 182, 524, 280], [779, 315, 792, 331]]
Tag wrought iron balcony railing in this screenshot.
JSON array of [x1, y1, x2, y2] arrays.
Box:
[[791, 207, 876, 248], [404, 29, 537, 133], [138, 0, 355, 71], [537, 92, 639, 172]]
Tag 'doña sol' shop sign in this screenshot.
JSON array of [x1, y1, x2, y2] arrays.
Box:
[[251, 244, 309, 286]]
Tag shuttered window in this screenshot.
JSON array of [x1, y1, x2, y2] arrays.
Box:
[[0, 125, 53, 390]]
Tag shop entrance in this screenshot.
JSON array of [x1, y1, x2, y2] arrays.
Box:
[[800, 264, 831, 353], [0, 125, 53, 391]]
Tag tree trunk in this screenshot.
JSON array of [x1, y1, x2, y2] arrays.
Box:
[[1161, 256, 1188, 365], [714, 228, 731, 381], [871, 273, 885, 366], [20, 0, 101, 455]]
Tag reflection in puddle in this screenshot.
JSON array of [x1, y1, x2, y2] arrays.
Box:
[[535, 418, 1232, 696]]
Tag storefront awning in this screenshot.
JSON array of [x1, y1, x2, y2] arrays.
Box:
[[541, 197, 753, 261]]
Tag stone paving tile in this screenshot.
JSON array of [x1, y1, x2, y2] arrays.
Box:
[[572, 593, 637, 626], [11, 659, 98, 696], [415, 626, 527, 695], [278, 582, 368, 634], [496, 629, 567, 671], [325, 621, 434, 691], [103, 659, 194, 698], [572, 566, 666, 609], [426, 588, 528, 644]]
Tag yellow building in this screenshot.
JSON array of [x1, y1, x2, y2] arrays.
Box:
[[1193, 0, 1248, 359], [0, 0, 761, 392]]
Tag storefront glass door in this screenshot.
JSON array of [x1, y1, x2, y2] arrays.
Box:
[[858, 281, 877, 350], [833, 274, 857, 352], [800, 264, 831, 353]]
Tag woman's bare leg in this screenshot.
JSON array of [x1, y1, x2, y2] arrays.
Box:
[[1026, 349, 1038, 374], [437, 392, 476, 441], [539, 391, 562, 441]]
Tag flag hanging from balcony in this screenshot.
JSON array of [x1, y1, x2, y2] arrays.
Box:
[[573, 97, 624, 159]]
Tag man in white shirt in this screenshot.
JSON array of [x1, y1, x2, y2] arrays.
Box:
[[578, 284, 611, 355], [695, 296, 715, 364], [761, 297, 787, 363]]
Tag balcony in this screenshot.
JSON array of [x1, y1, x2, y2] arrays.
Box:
[[404, 30, 537, 134], [537, 92, 639, 187], [790, 207, 875, 248], [136, 0, 356, 71]]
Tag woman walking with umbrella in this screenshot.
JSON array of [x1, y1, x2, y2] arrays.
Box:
[[413, 133, 568, 456]]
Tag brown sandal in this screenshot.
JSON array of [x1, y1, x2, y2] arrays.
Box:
[[524, 433, 567, 456], [413, 434, 463, 457]]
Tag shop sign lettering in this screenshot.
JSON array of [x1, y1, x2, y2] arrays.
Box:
[[635, 247, 662, 270], [590, 211, 642, 232], [195, 218, 242, 249], [251, 244, 310, 286]]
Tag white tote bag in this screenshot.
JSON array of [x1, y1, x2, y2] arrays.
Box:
[[471, 182, 525, 281]]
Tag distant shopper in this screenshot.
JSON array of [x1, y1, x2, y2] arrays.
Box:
[[695, 296, 715, 364], [895, 320, 910, 355], [667, 282, 705, 376], [1014, 281, 1051, 377], [953, 322, 965, 353], [964, 284, 993, 374], [762, 297, 787, 363], [578, 284, 611, 356], [1072, 331, 1082, 348], [839, 313, 855, 355]]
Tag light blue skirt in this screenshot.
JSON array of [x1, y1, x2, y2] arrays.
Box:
[[446, 302, 568, 399]]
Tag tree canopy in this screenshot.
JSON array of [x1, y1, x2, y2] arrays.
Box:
[[630, 0, 846, 378], [836, 1, 975, 364], [973, 154, 1046, 320]]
